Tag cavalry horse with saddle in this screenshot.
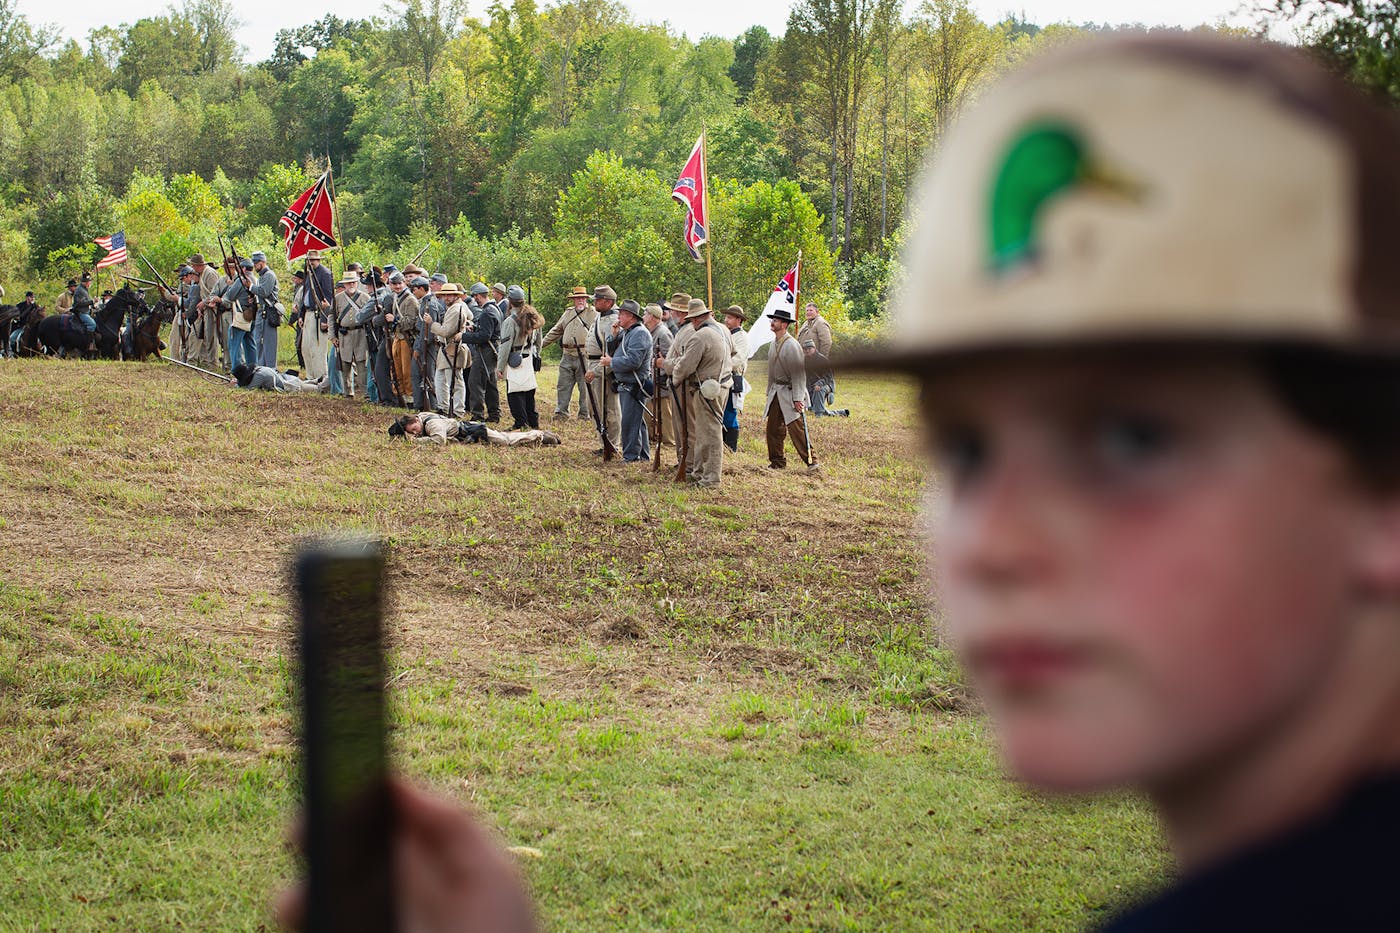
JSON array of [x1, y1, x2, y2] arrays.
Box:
[[1, 285, 172, 361]]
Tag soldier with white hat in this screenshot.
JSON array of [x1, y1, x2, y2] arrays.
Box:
[[662, 299, 730, 486], [540, 285, 597, 420], [424, 282, 473, 416]]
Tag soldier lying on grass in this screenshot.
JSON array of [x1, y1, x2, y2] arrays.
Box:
[[388, 412, 562, 447], [280, 34, 1400, 932], [231, 364, 329, 393]]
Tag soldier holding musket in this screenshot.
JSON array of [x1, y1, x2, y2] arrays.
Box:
[[539, 285, 597, 420], [582, 285, 622, 455]]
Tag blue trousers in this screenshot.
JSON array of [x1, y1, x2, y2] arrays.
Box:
[[257, 320, 278, 368], [228, 325, 256, 370], [619, 387, 650, 462], [77, 312, 96, 333], [327, 346, 343, 395]]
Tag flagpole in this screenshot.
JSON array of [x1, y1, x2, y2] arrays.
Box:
[[326, 157, 345, 283], [701, 129, 713, 311], [793, 249, 802, 315]]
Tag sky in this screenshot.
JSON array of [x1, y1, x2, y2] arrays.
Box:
[[30, 0, 1259, 63]]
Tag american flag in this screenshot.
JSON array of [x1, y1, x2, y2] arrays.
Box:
[[94, 232, 127, 269]]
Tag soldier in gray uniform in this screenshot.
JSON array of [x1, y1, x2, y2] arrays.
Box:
[[583, 285, 622, 454], [409, 276, 440, 412], [602, 299, 654, 462], [250, 252, 281, 368], [334, 274, 371, 397], [461, 282, 501, 421]]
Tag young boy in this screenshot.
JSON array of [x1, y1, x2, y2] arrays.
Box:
[[279, 35, 1400, 931], [879, 33, 1400, 929]]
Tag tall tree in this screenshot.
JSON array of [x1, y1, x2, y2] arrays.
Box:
[[385, 0, 468, 84], [790, 0, 899, 259], [729, 25, 772, 103], [912, 0, 1002, 141]]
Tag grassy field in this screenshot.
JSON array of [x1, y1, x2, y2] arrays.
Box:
[[0, 353, 1171, 931]]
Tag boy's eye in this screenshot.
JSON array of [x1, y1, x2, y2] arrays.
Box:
[[933, 425, 988, 483], [1092, 414, 1176, 468]]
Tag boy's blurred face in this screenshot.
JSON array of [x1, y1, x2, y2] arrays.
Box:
[[923, 350, 1372, 793]]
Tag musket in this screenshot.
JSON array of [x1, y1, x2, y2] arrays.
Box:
[[163, 355, 231, 382], [652, 367, 664, 472], [122, 274, 162, 289], [672, 375, 689, 482], [380, 284, 407, 407], [404, 243, 430, 269], [141, 252, 188, 354], [577, 345, 615, 461]]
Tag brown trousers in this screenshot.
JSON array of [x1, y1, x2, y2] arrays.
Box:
[[766, 405, 816, 468], [390, 337, 413, 405]]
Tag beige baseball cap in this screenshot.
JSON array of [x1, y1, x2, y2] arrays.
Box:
[[863, 34, 1400, 369]]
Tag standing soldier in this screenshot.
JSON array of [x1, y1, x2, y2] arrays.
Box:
[[539, 285, 596, 420], [190, 254, 221, 366], [601, 299, 654, 462], [387, 272, 419, 407], [661, 293, 695, 466], [644, 303, 674, 453], [334, 274, 370, 397], [583, 285, 621, 455], [363, 269, 399, 407], [409, 276, 439, 411], [213, 257, 238, 371], [797, 301, 835, 415], [461, 282, 501, 422], [664, 299, 731, 487], [249, 252, 281, 368], [301, 249, 334, 372], [763, 306, 819, 474], [426, 282, 471, 416], [721, 306, 749, 452], [221, 258, 259, 370], [178, 265, 200, 360]]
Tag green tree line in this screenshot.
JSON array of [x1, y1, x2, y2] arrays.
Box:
[[0, 0, 1277, 330]]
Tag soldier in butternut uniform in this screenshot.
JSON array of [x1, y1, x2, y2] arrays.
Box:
[[664, 299, 731, 487], [658, 293, 693, 462], [763, 306, 819, 473], [539, 285, 597, 420], [387, 271, 418, 407], [427, 282, 472, 416]]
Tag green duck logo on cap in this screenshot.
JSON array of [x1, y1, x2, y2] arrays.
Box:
[[989, 120, 1144, 274]]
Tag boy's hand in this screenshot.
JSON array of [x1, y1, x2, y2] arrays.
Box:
[[276, 780, 537, 933]]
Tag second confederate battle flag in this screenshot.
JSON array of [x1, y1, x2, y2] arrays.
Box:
[[672, 135, 709, 263], [280, 172, 337, 262]]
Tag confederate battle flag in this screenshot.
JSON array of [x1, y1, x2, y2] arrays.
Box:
[[672, 135, 709, 263], [280, 172, 337, 262]]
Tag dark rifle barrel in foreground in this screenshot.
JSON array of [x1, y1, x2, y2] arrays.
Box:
[[672, 378, 689, 482]]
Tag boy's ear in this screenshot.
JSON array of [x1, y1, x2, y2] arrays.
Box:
[[1355, 495, 1400, 596]]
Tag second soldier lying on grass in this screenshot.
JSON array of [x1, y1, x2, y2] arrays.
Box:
[[388, 412, 562, 447]]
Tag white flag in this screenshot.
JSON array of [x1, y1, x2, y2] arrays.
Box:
[[747, 258, 799, 359]]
